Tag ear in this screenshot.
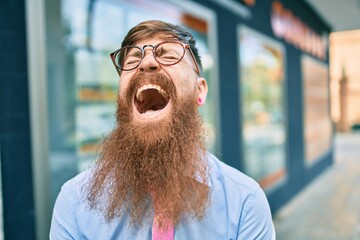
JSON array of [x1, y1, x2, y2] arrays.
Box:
[[196, 77, 208, 106]]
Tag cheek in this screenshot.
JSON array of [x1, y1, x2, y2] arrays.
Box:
[[118, 75, 132, 95], [167, 70, 196, 95], [175, 82, 198, 104], [118, 84, 125, 97], [177, 77, 197, 97]]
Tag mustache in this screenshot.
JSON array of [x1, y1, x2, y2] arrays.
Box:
[[124, 72, 177, 105]]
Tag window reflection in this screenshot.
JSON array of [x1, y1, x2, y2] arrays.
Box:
[[239, 26, 287, 191]]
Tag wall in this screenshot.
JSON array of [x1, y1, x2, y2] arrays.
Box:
[[0, 0, 36, 239], [330, 29, 360, 131]]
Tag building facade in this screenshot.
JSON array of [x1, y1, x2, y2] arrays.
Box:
[[1, 0, 332, 239]]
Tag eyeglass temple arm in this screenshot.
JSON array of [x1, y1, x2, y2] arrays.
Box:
[[186, 46, 201, 76], [110, 53, 122, 76]]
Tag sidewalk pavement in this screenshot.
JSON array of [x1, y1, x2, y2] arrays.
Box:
[[273, 132, 360, 240]]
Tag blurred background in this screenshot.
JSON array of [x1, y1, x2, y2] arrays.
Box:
[[0, 0, 359, 239]]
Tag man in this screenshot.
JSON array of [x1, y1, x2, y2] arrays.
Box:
[[50, 20, 275, 240]]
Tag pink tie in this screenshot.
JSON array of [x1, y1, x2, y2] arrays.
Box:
[[152, 211, 174, 240], [152, 204, 174, 240]]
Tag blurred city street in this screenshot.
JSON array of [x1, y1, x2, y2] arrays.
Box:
[[274, 132, 360, 240]]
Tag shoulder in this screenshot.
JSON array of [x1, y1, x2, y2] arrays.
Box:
[[206, 152, 266, 220], [54, 169, 91, 207], [61, 169, 91, 194], [53, 168, 93, 214], [207, 152, 261, 194], [206, 153, 275, 239], [50, 169, 92, 239]]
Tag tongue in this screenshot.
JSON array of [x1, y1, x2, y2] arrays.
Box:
[[136, 89, 168, 114]]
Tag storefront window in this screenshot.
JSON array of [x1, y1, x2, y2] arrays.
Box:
[[302, 55, 332, 165], [238, 26, 287, 191]]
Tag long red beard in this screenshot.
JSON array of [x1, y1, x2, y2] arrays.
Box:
[[86, 73, 210, 226]]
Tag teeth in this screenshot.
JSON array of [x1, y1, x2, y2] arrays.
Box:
[[136, 84, 167, 102], [142, 110, 155, 115]]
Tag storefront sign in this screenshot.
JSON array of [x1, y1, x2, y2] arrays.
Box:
[[271, 1, 328, 59], [239, 0, 255, 6]]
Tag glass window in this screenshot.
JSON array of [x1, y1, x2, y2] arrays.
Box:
[[302, 55, 332, 165], [238, 26, 287, 192]]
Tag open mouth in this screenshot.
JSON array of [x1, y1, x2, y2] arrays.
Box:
[[134, 84, 170, 115]]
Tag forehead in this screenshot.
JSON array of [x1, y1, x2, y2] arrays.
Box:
[[132, 33, 179, 47]]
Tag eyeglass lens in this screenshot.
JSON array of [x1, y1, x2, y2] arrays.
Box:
[[114, 42, 186, 71]]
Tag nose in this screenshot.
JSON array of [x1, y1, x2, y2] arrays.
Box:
[[138, 47, 160, 72]]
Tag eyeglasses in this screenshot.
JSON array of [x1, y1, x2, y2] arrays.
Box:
[[110, 41, 200, 75]]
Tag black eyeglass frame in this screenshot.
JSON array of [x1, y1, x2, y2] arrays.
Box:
[[110, 41, 200, 76]]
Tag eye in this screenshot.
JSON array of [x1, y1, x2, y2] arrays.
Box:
[[120, 47, 143, 69], [162, 55, 178, 59], [155, 47, 165, 56], [125, 58, 141, 64], [123, 56, 141, 68], [155, 47, 181, 62]]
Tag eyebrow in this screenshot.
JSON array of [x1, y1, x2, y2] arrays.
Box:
[[127, 50, 142, 58]]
